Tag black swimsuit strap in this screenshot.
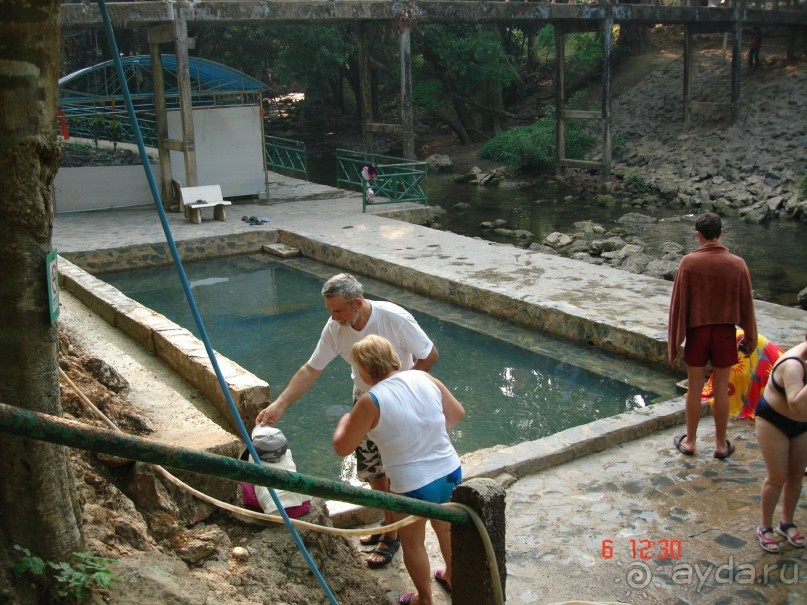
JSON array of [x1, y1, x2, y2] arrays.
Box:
[[770, 356, 807, 395]]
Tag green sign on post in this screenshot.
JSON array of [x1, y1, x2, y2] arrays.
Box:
[[46, 250, 59, 324]]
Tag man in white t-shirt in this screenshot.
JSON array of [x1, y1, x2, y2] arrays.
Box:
[[256, 273, 438, 568]]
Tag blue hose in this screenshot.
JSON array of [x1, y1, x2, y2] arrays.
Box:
[[94, 3, 338, 602]]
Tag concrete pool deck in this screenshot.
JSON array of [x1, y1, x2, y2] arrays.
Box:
[[53, 173, 807, 603]]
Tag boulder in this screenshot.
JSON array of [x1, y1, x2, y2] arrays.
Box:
[[798, 286, 807, 310], [425, 153, 454, 172], [645, 259, 679, 281], [588, 236, 627, 256], [528, 243, 559, 255], [106, 551, 209, 605], [544, 232, 573, 249]]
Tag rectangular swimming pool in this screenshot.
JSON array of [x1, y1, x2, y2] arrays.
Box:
[[100, 254, 680, 480]]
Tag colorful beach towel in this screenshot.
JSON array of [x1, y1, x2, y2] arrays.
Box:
[[701, 329, 783, 419]]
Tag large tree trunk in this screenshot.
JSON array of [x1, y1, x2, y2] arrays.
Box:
[[0, 0, 85, 568], [429, 107, 473, 145]]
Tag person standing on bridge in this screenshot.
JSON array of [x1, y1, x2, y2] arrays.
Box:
[[256, 273, 439, 568], [668, 211, 757, 460], [748, 25, 762, 70]]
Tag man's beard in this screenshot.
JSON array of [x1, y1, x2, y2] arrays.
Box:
[[338, 308, 360, 326]]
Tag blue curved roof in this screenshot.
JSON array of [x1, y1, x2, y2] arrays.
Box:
[[59, 54, 268, 101]]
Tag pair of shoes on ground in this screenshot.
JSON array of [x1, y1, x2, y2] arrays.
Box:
[[672, 433, 735, 459], [757, 522, 806, 553], [366, 535, 400, 569], [241, 215, 269, 225]]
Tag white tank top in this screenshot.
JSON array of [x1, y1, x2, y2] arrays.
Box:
[[368, 371, 460, 493]]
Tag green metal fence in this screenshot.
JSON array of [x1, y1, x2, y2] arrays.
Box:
[[265, 135, 309, 181], [335, 149, 428, 212], [0, 402, 468, 525], [59, 99, 159, 148]]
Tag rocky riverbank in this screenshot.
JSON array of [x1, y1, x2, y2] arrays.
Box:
[[425, 33, 807, 308]]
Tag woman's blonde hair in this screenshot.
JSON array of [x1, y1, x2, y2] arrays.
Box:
[[351, 335, 401, 380]]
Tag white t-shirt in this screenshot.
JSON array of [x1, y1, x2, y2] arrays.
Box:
[[368, 370, 460, 493], [307, 300, 434, 394]]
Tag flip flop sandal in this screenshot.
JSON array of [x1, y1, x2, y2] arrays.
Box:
[[756, 525, 781, 553], [673, 433, 695, 456], [777, 522, 806, 548], [367, 536, 400, 569], [359, 520, 387, 546], [434, 568, 452, 592], [398, 592, 415, 604], [713, 439, 735, 460]]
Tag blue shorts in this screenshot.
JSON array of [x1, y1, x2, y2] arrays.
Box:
[[402, 466, 462, 504]]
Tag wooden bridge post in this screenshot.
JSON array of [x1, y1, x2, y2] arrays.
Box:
[[601, 6, 614, 189], [173, 5, 198, 188], [554, 24, 567, 180], [358, 24, 375, 154], [147, 26, 174, 209], [400, 23, 415, 159], [730, 11, 742, 121], [683, 24, 693, 130]]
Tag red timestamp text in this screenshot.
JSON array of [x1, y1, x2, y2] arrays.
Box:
[[600, 538, 683, 560]]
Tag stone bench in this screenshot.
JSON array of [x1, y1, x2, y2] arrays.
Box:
[[179, 185, 232, 224]]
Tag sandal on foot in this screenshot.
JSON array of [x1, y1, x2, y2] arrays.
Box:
[[713, 439, 735, 460], [434, 568, 452, 592], [756, 525, 781, 553], [367, 535, 400, 569], [673, 433, 695, 456], [398, 593, 415, 605], [777, 522, 806, 548], [359, 520, 387, 546]]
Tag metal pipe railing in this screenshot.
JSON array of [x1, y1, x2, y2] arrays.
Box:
[[0, 402, 470, 526]]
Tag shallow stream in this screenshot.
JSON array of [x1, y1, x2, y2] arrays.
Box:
[[307, 155, 806, 307]]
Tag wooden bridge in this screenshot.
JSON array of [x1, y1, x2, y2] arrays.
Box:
[[61, 1, 807, 191]]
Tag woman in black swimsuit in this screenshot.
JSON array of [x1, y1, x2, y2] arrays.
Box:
[[755, 331, 807, 553]]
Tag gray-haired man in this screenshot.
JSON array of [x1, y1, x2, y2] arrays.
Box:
[[257, 273, 438, 567]]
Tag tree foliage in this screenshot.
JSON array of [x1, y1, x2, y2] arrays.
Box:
[[59, 19, 619, 154], [479, 101, 596, 171]]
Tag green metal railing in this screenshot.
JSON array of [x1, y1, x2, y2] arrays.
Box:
[[335, 149, 428, 212], [265, 135, 309, 180], [0, 402, 468, 525], [59, 101, 159, 148]]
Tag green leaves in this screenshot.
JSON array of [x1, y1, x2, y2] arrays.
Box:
[[13, 545, 119, 604], [479, 112, 596, 172]]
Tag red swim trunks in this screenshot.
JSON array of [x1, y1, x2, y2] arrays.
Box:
[[684, 324, 738, 368]]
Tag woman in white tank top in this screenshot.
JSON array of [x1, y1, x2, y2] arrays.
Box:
[[333, 335, 465, 605]]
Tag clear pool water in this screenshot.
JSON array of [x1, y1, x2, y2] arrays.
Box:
[[101, 255, 679, 480]]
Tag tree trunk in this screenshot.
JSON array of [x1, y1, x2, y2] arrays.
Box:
[[430, 107, 473, 145], [0, 0, 85, 566]]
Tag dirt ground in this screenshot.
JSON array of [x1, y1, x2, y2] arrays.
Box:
[[11, 330, 391, 605]]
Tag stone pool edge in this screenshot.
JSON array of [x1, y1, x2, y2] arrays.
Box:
[[327, 395, 705, 527], [58, 256, 270, 435]]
